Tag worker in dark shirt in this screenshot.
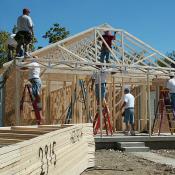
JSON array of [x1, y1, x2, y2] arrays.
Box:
[[100, 31, 116, 63]]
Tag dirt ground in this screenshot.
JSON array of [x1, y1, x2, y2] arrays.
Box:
[[82, 149, 175, 175], [151, 149, 175, 159]]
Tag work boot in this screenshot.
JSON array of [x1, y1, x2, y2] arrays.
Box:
[[24, 52, 32, 58], [130, 130, 136, 136]]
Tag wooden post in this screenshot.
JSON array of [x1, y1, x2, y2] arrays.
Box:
[[63, 81, 67, 123], [71, 75, 76, 123], [46, 79, 51, 124], [98, 70, 103, 137], [86, 80, 90, 123], [76, 75, 79, 123], [147, 70, 151, 136], [95, 29, 98, 63], [138, 86, 141, 132], [108, 75, 112, 130], [112, 77, 115, 131], [121, 31, 125, 64], [15, 67, 20, 125], [121, 77, 125, 131]]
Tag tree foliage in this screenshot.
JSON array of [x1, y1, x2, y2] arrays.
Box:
[[167, 51, 175, 68], [157, 51, 175, 67], [43, 23, 70, 44], [0, 31, 9, 66]]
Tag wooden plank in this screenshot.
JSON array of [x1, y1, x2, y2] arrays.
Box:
[[0, 124, 94, 175]]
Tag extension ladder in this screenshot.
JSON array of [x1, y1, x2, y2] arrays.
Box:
[[152, 89, 175, 135], [20, 84, 41, 125], [93, 104, 113, 135]]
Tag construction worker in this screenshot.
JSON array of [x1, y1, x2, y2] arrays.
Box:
[[21, 56, 42, 110], [100, 31, 116, 63], [28, 57, 42, 110], [15, 8, 34, 57], [166, 72, 175, 119], [7, 34, 17, 61], [91, 66, 108, 107], [91, 66, 115, 107], [121, 87, 135, 136]]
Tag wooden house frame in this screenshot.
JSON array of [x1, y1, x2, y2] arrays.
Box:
[[12, 24, 175, 136]]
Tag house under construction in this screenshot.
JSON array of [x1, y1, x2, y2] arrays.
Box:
[[0, 23, 175, 174]]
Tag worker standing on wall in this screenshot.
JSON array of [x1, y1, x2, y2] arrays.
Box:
[[7, 34, 17, 61], [15, 8, 34, 57]]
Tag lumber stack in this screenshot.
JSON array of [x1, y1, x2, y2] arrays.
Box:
[[0, 123, 95, 175]]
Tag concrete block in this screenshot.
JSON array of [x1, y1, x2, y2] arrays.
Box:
[[122, 146, 150, 152], [117, 142, 145, 148]]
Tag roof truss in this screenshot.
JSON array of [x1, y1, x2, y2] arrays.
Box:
[[17, 23, 175, 77]]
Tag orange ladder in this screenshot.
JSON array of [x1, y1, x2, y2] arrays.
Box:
[[93, 104, 113, 135], [152, 89, 175, 135], [20, 84, 41, 125]]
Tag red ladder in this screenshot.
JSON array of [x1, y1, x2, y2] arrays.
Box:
[[20, 84, 41, 125], [152, 89, 175, 135], [93, 105, 113, 135]]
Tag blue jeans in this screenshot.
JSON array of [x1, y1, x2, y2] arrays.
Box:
[[124, 108, 134, 125], [95, 83, 106, 102], [29, 78, 42, 97], [100, 49, 110, 63]]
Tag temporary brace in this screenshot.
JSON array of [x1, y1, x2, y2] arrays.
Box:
[[20, 84, 41, 125], [93, 104, 113, 135], [152, 89, 175, 135]]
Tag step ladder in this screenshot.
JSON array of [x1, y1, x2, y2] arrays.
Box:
[[93, 104, 113, 135], [20, 84, 41, 125], [152, 89, 175, 135], [65, 79, 91, 124]]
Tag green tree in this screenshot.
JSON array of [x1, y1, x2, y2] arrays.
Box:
[[157, 51, 175, 67], [167, 51, 175, 68], [0, 31, 9, 67], [43, 23, 70, 44]]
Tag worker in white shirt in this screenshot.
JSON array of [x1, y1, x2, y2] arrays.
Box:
[[15, 8, 34, 57], [21, 56, 42, 110], [166, 72, 175, 119], [121, 87, 135, 136], [7, 34, 17, 61], [28, 58, 42, 110]]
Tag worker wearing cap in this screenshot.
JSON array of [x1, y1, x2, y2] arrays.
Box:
[[121, 87, 135, 136], [167, 72, 175, 118], [15, 8, 34, 57], [20, 56, 42, 110]]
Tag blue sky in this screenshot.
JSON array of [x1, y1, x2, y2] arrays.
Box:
[[0, 0, 175, 54]]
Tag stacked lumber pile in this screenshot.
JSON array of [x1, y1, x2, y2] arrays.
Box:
[[0, 123, 95, 175]]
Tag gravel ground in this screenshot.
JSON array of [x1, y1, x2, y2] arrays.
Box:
[[82, 149, 175, 175], [151, 149, 175, 159]]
